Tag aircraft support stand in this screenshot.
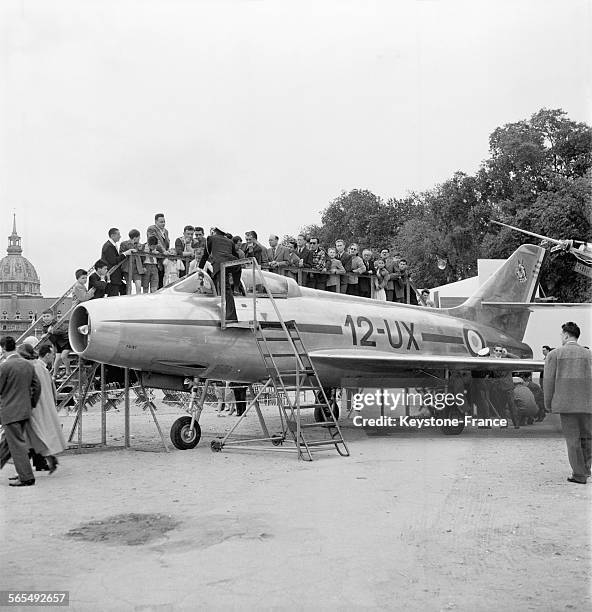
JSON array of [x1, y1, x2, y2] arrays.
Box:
[[135, 373, 170, 453]]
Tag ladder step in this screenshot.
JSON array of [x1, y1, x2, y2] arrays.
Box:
[[300, 422, 338, 428], [299, 440, 342, 447]]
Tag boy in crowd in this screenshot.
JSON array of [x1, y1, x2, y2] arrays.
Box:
[[142, 235, 160, 293], [175, 225, 196, 278], [41, 309, 72, 379], [325, 247, 346, 292], [88, 260, 108, 299], [72, 269, 96, 305], [120, 229, 146, 294]]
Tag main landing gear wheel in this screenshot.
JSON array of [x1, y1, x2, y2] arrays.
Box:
[[314, 404, 340, 423], [271, 434, 285, 446], [170, 416, 201, 449], [210, 439, 223, 452], [440, 408, 465, 436]]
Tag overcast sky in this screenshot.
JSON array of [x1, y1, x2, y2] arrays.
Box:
[[1, 0, 590, 295]]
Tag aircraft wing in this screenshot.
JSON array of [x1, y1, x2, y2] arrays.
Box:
[[308, 349, 544, 373]]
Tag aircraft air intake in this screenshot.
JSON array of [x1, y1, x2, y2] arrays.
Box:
[[70, 305, 90, 354]]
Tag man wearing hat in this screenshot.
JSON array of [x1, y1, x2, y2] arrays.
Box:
[[199, 228, 239, 322]]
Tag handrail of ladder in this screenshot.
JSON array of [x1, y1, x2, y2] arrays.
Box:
[[220, 257, 305, 368], [15, 258, 128, 346]]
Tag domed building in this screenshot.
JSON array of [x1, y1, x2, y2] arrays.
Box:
[[0, 215, 71, 337], [0, 215, 42, 297]]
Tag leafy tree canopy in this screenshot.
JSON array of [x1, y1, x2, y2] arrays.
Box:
[[300, 108, 591, 301]]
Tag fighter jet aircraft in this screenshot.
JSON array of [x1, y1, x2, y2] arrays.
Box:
[[69, 243, 546, 443]]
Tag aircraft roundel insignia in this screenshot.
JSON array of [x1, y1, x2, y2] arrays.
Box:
[[463, 328, 486, 356]]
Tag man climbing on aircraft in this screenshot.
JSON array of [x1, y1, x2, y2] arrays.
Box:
[[199, 227, 239, 322]]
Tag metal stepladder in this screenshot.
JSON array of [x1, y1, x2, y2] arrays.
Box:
[[210, 258, 350, 461]]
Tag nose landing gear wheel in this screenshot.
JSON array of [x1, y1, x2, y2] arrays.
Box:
[[271, 434, 285, 446], [170, 416, 201, 449]]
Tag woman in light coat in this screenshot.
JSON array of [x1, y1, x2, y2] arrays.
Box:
[[18, 342, 66, 473]]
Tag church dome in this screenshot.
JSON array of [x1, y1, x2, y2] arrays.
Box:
[[0, 215, 41, 297]]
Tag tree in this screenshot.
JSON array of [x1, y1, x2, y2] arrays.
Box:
[[298, 108, 591, 301], [394, 172, 495, 287], [312, 189, 424, 250], [483, 172, 592, 302]]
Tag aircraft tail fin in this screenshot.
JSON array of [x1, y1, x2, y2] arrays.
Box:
[[446, 244, 547, 341]]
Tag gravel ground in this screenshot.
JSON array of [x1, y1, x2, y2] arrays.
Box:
[[1, 397, 590, 611]]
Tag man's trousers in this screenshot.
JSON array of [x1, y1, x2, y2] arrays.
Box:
[[559, 413, 592, 482], [3, 420, 34, 482]]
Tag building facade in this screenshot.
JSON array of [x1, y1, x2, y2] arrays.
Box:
[[0, 216, 71, 338]]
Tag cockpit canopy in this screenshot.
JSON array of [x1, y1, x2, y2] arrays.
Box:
[[167, 268, 301, 298]]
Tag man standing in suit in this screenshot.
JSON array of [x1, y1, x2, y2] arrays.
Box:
[[243, 231, 265, 266], [199, 228, 239, 322], [101, 228, 135, 297], [346, 244, 366, 296], [295, 234, 313, 286], [0, 336, 41, 486], [335, 239, 352, 294], [393, 259, 418, 305], [267, 235, 291, 275], [544, 322, 592, 484], [147, 213, 170, 288], [358, 249, 375, 298], [380, 248, 397, 302]]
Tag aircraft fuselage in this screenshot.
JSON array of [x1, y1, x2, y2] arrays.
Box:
[[70, 284, 532, 387]]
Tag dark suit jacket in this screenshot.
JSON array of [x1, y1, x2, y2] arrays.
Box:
[[296, 246, 313, 268], [101, 241, 126, 285], [358, 258, 375, 294], [244, 242, 264, 265], [336, 251, 353, 273], [88, 272, 107, 299], [199, 235, 238, 275], [120, 240, 145, 276], [0, 355, 41, 424]]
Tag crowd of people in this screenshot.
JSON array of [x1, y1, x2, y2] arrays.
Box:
[[65, 213, 434, 305]]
